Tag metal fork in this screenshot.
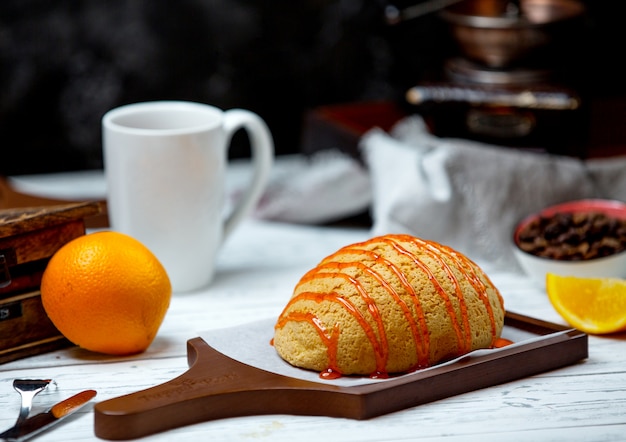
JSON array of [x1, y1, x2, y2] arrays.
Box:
[[12, 379, 53, 424]]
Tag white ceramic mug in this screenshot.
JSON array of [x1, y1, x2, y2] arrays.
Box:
[[102, 101, 273, 292]]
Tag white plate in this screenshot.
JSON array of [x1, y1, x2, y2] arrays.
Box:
[[8, 170, 107, 201]]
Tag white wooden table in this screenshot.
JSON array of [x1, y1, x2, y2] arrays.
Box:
[[1, 219, 625, 441]]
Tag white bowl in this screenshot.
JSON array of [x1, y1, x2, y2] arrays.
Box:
[[512, 199, 626, 286]]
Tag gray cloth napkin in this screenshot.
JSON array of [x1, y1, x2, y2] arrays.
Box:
[[253, 150, 371, 224], [360, 116, 626, 270]]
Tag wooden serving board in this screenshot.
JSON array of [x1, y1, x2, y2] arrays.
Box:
[[94, 312, 588, 440]]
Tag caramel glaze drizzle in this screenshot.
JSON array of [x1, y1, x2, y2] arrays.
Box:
[[403, 235, 502, 349], [275, 234, 503, 379]]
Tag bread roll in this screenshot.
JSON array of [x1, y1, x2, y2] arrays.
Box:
[[273, 234, 505, 377]]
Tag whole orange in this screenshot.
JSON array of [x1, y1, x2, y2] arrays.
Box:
[[41, 231, 172, 355]]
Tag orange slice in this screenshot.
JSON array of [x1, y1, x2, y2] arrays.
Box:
[[546, 273, 626, 334]]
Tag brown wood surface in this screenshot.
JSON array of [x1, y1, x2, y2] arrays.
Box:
[[0, 200, 103, 362], [0, 213, 89, 296], [0, 201, 103, 238], [94, 312, 588, 441], [0, 178, 108, 228], [0, 335, 72, 364], [0, 259, 47, 298], [0, 219, 86, 265], [0, 291, 70, 362]]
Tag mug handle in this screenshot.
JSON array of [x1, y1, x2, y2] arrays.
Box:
[[221, 109, 274, 239]]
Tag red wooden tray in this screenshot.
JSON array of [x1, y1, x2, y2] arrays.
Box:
[[94, 311, 588, 440]]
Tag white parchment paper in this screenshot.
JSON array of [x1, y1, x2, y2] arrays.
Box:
[[199, 318, 573, 387]]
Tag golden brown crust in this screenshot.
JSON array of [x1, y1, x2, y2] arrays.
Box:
[[274, 234, 505, 376]]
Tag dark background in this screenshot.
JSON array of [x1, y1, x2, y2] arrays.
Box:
[[1, 0, 623, 175]]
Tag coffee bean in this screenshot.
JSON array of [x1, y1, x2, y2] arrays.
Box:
[[517, 212, 626, 261]]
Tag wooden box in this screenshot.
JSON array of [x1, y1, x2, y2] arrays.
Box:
[[0, 202, 103, 364]]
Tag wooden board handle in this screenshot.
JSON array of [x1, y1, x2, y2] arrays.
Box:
[[94, 337, 358, 440]]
